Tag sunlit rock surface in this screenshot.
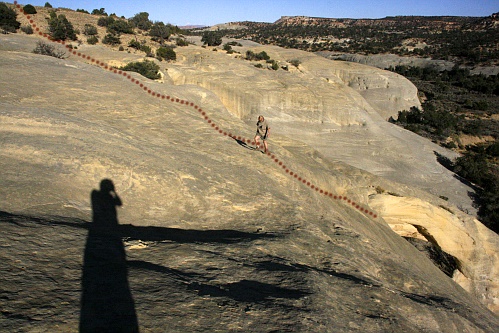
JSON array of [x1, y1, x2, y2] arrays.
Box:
[[1, 34, 498, 332]]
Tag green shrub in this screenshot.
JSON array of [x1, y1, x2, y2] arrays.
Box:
[[128, 39, 141, 50], [21, 24, 33, 34], [129, 12, 152, 31], [201, 31, 222, 46], [289, 59, 301, 67], [97, 16, 114, 27], [102, 33, 120, 45], [47, 12, 77, 41], [44, 2, 52, 8], [118, 60, 160, 80], [141, 45, 153, 57], [23, 4, 37, 15], [176, 38, 188, 46], [107, 19, 134, 34], [87, 35, 98, 44], [0, 3, 21, 33], [156, 46, 176, 61], [246, 50, 270, 61], [83, 24, 98, 36], [92, 8, 107, 16]]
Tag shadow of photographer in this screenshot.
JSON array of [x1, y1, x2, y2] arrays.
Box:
[[80, 179, 139, 333]]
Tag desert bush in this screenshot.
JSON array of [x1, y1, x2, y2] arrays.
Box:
[[129, 12, 152, 31], [47, 11, 76, 41], [97, 16, 114, 27], [141, 45, 153, 57], [0, 3, 21, 33], [87, 35, 98, 44], [44, 2, 52, 8], [269, 60, 279, 70], [150, 22, 172, 45], [201, 31, 222, 46], [83, 24, 98, 36], [33, 40, 66, 58], [23, 4, 37, 15], [107, 19, 134, 34], [289, 59, 301, 67], [102, 33, 120, 45], [76, 9, 90, 14], [118, 60, 160, 80], [176, 38, 188, 46], [92, 8, 107, 16], [246, 50, 270, 61], [21, 24, 33, 34], [156, 46, 176, 61], [128, 39, 141, 50]]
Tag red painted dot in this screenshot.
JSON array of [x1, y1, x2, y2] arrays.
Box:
[[166, 96, 170, 100], [320, 190, 324, 194], [219, 130, 223, 134], [307, 182, 311, 186], [139, 83, 144, 87], [373, 214, 377, 218], [311, 185, 315, 189], [294, 174, 298, 178]]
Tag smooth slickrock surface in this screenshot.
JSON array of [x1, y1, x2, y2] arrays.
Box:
[[1, 33, 498, 332]]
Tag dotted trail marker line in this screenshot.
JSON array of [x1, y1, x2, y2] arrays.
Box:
[[13, 1, 377, 219]]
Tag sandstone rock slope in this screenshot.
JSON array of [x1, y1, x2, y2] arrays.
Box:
[[1, 32, 498, 332]]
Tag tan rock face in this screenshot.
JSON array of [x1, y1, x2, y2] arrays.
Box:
[[370, 195, 499, 313], [1, 34, 498, 331]]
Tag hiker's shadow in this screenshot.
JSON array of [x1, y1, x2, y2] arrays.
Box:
[[234, 138, 257, 151], [80, 179, 139, 333], [80, 179, 279, 332]]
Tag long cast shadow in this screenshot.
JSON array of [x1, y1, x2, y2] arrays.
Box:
[[80, 179, 139, 333]]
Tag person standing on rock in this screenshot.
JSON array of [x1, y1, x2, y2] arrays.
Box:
[[254, 115, 270, 153]]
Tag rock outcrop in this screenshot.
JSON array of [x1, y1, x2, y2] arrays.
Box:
[[1, 33, 498, 332]]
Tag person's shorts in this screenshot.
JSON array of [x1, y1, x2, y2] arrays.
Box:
[[256, 133, 267, 141]]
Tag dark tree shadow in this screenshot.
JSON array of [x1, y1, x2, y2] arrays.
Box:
[[434, 151, 454, 172], [80, 179, 139, 333]]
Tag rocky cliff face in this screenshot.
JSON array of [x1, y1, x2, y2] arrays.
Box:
[[1, 33, 498, 332]]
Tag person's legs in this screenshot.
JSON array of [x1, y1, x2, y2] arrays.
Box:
[[254, 135, 261, 149], [263, 139, 268, 152]]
